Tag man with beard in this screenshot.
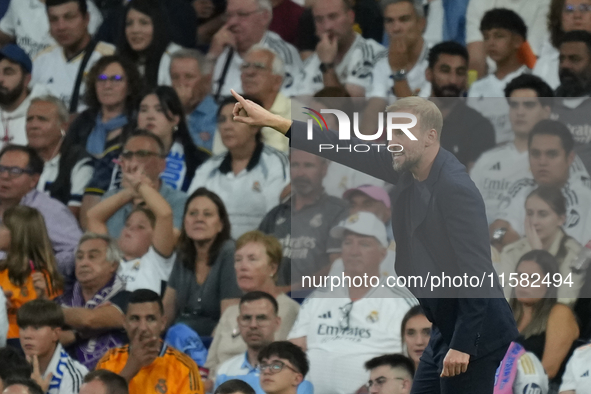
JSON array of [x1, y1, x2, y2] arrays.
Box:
[[214, 292, 313, 393], [232, 92, 518, 393], [96, 289, 204, 394], [258, 149, 348, 293], [551, 30, 591, 174], [425, 41, 495, 171], [0, 44, 49, 150]]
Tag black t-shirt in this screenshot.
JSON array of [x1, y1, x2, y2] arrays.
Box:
[[441, 102, 496, 167]]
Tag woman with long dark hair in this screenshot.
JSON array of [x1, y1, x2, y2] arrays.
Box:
[[117, 0, 182, 88], [511, 250, 579, 389], [66, 55, 143, 158], [137, 86, 210, 191], [162, 188, 242, 337]]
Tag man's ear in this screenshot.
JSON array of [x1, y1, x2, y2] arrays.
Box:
[[292, 372, 304, 387], [567, 150, 575, 166]]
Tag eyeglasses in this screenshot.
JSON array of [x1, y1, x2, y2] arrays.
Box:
[[367, 377, 405, 389], [0, 165, 34, 178], [97, 74, 125, 83], [224, 9, 262, 20], [240, 62, 269, 72], [120, 150, 163, 160], [339, 301, 353, 330], [564, 4, 591, 13], [260, 360, 300, 375], [238, 314, 273, 327]]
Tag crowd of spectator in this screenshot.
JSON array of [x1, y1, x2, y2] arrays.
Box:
[[0, 0, 591, 393]]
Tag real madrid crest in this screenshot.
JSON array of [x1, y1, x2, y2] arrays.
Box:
[[310, 213, 323, 228], [252, 181, 262, 192], [348, 213, 359, 223], [366, 310, 379, 323]]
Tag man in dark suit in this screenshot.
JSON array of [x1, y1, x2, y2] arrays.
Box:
[[229, 90, 518, 393]]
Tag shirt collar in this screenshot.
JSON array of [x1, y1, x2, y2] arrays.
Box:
[[219, 141, 264, 174], [241, 352, 258, 372]]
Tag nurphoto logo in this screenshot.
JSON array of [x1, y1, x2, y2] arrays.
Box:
[[303, 107, 417, 153]]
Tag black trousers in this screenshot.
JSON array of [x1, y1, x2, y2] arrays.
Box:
[[411, 337, 509, 394]]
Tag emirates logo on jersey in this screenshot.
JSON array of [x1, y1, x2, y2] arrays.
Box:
[[155, 379, 168, 394]]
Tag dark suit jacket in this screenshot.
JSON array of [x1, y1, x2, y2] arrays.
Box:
[[288, 120, 518, 359]]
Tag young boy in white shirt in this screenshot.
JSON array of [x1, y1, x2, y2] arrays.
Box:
[[17, 299, 88, 394]]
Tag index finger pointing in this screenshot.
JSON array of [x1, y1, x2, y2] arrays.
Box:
[[230, 89, 247, 105]]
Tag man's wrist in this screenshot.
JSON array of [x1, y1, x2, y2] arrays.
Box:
[[270, 115, 293, 135], [319, 62, 335, 73]]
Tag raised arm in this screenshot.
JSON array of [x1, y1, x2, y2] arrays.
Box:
[[86, 188, 135, 235], [135, 182, 175, 257]]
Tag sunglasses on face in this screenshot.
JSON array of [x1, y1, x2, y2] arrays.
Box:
[[97, 74, 125, 83]]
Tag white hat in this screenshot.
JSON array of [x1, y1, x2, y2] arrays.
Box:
[[330, 212, 388, 248]]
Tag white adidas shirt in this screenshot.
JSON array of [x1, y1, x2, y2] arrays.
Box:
[[45, 343, 88, 394], [470, 143, 530, 223], [471, 143, 590, 224], [188, 144, 290, 239], [532, 36, 560, 90], [0, 83, 50, 151], [297, 33, 387, 97], [368, 41, 430, 99], [213, 31, 303, 98], [288, 284, 417, 394], [494, 173, 591, 246], [118, 247, 176, 295], [559, 343, 591, 394], [467, 66, 530, 144], [31, 41, 116, 112], [0, 0, 103, 58]]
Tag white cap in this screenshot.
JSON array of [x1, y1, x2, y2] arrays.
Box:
[[330, 212, 388, 248]]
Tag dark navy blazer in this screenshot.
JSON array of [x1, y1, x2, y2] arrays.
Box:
[[287, 120, 518, 359]]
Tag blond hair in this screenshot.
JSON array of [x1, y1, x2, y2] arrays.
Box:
[[0, 206, 63, 290], [386, 97, 443, 140], [236, 231, 283, 278]]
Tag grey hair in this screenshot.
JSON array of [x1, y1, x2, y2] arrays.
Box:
[[255, 0, 272, 12], [381, 0, 425, 18], [246, 44, 285, 78], [78, 232, 122, 265], [30, 95, 69, 124], [170, 48, 208, 75]]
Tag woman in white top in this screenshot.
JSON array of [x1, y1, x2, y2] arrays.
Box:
[[499, 186, 585, 304], [117, 0, 183, 87], [204, 230, 300, 381], [86, 158, 177, 295]]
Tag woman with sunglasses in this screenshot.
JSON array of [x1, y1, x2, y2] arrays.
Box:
[[65, 55, 143, 159]]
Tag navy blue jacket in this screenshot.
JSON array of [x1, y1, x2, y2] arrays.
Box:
[[288, 120, 518, 359]]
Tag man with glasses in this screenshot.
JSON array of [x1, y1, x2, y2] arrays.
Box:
[[211, 45, 291, 154], [364, 354, 415, 394], [214, 292, 313, 393], [95, 130, 188, 239], [287, 212, 417, 394], [258, 341, 310, 394], [206, 0, 302, 101], [0, 144, 81, 286]]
